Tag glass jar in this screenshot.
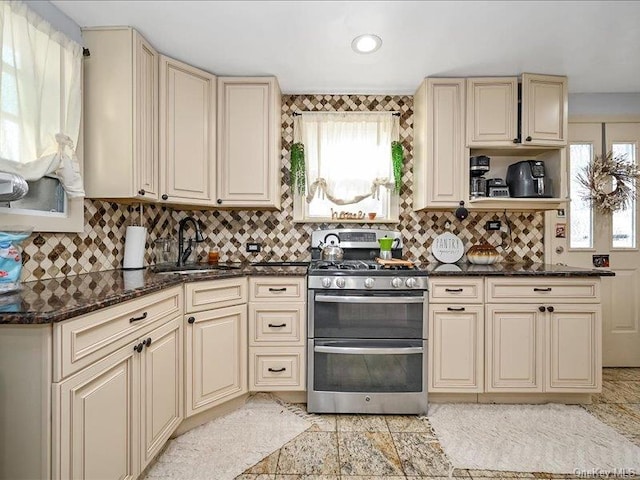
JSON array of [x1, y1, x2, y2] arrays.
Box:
[[154, 238, 177, 265]]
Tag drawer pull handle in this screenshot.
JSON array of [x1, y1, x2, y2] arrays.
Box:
[[130, 312, 148, 323], [268, 367, 286, 373], [187, 316, 196, 324], [445, 288, 464, 292], [269, 287, 287, 292], [268, 323, 287, 328], [447, 307, 466, 312], [534, 288, 552, 292]]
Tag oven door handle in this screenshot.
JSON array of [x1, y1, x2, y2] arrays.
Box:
[[314, 345, 424, 355], [315, 295, 424, 304]]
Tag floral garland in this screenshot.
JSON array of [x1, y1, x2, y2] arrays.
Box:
[[577, 151, 640, 214]]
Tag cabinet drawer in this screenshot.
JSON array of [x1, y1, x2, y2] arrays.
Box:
[[249, 303, 305, 345], [54, 287, 182, 381], [429, 278, 484, 303], [249, 277, 306, 302], [249, 346, 305, 391], [185, 277, 247, 313], [486, 278, 600, 303]]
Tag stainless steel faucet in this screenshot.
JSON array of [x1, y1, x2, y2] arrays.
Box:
[[177, 216, 205, 266]]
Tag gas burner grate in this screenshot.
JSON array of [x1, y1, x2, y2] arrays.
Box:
[[313, 260, 377, 271]]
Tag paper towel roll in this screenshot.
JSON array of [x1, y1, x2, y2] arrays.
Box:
[[123, 226, 147, 270]]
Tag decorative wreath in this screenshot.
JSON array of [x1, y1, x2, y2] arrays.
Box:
[[577, 151, 640, 214]]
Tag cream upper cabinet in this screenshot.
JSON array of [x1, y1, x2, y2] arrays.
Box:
[[217, 77, 282, 209], [466, 77, 518, 146], [83, 27, 159, 201], [413, 78, 466, 210], [521, 73, 568, 146], [159, 56, 216, 205]]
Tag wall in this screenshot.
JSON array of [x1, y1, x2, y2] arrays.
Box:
[[19, 94, 544, 282], [569, 93, 640, 116]]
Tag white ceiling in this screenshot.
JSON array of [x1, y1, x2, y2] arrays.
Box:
[[52, 0, 640, 95]]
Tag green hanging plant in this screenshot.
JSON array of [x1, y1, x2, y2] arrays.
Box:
[[391, 141, 404, 193], [290, 142, 306, 195]]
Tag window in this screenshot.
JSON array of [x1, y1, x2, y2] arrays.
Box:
[[0, 2, 84, 232], [611, 142, 637, 249], [569, 143, 594, 249], [293, 112, 400, 222]]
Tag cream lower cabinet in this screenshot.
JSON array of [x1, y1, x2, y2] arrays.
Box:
[[248, 276, 306, 391], [428, 278, 484, 392], [184, 278, 248, 416], [485, 277, 602, 393], [50, 287, 184, 480]]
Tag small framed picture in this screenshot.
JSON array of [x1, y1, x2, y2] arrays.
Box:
[[555, 223, 566, 238], [556, 208, 566, 218], [593, 254, 610, 268]]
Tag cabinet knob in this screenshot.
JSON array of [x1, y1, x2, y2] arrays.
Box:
[[138, 189, 145, 196], [512, 138, 520, 144], [187, 316, 196, 324], [144, 337, 152, 347], [216, 199, 222, 205], [538, 306, 546, 312], [162, 194, 169, 201], [525, 136, 532, 142], [134, 342, 144, 353], [547, 306, 555, 313]]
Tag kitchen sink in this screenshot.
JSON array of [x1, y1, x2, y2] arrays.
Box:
[[152, 263, 241, 275]]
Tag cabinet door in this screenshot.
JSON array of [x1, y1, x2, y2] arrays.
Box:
[[521, 73, 568, 146], [546, 305, 602, 392], [414, 78, 465, 209], [133, 31, 159, 200], [429, 304, 484, 392], [54, 343, 139, 480], [185, 304, 247, 416], [217, 77, 282, 209], [466, 77, 518, 146], [486, 304, 544, 392], [159, 56, 216, 205], [140, 319, 183, 470]]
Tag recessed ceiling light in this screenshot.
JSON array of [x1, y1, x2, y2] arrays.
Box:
[[351, 34, 382, 54]]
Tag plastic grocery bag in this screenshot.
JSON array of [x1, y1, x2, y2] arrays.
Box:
[[0, 227, 33, 295]]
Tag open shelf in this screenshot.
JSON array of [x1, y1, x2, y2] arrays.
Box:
[[468, 197, 567, 211]]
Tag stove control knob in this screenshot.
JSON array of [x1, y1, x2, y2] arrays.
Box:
[[364, 278, 375, 289], [391, 277, 403, 288], [336, 278, 346, 288], [322, 277, 332, 288], [405, 278, 418, 289]]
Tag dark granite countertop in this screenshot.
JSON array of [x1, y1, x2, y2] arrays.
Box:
[[422, 262, 615, 277], [0, 262, 308, 325], [1, 261, 611, 325]]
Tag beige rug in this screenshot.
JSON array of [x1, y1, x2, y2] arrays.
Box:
[[144, 395, 313, 480], [428, 403, 640, 474]]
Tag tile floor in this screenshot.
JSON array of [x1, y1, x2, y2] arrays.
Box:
[[236, 368, 640, 480]]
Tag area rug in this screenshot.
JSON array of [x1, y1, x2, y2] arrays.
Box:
[[428, 403, 640, 474], [144, 394, 314, 480]]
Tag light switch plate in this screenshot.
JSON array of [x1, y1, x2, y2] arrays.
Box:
[[246, 243, 261, 253], [486, 220, 502, 231]]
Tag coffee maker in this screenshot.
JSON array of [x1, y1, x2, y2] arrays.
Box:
[[470, 155, 490, 198]]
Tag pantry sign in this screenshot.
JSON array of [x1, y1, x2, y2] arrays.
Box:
[[432, 232, 464, 263]]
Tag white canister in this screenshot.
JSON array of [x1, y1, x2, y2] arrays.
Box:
[[123, 226, 147, 270]]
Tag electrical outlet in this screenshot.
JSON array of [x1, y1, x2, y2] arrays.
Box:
[[486, 220, 502, 231], [246, 243, 261, 253]]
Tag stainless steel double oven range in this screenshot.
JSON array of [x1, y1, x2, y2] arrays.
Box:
[[307, 228, 429, 415]]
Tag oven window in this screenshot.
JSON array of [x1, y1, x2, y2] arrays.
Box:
[[312, 293, 424, 339], [313, 340, 423, 393]]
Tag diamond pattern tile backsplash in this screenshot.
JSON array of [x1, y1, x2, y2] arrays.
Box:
[[19, 94, 544, 282]]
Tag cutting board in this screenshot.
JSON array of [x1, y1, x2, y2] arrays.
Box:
[[375, 258, 415, 268]]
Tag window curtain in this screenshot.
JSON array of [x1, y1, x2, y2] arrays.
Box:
[[0, 0, 84, 197], [294, 112, 399, 205]]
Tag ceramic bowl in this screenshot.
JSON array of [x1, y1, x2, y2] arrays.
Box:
[[466, 242, 501, 265]]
